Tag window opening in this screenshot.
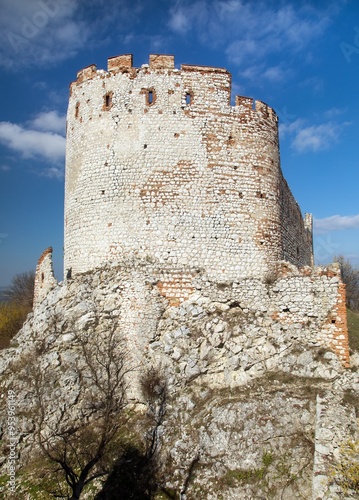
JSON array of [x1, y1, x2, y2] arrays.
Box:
[[75, 102, 80, 118], [144, 88, 156, 106], [104, 93, 112, 109], [185, 92, 192, 105], [103, 92, 113, 110]]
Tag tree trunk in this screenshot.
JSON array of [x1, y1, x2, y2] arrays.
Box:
[[70, 480, 85, 500]]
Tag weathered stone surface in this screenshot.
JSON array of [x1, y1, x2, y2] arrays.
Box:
[[1, 263, 358, 498]]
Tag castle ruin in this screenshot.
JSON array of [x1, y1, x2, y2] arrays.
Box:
[[11, 56, 359, 498], [64, 54, 313, 281], [34, 55, 348, 367]]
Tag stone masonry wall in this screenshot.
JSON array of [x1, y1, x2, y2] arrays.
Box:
[[35, 254, 349, 369], [33, 247, 57, 307], [279, 174, 313, 266], [64, 54, 313, 281]]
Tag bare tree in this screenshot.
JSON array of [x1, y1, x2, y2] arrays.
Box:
[[95, 366, 168, 499], [20, 327, 130, 499], [5, 270, 35, 309], [334, 255, 359, 311], [140, 367, 167, 460]]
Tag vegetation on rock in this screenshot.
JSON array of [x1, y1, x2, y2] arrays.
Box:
[[335, 255, 359, 311], [329, 436, 359, 494], [347, 308, 359, 353], [0, 271, 34, 349]]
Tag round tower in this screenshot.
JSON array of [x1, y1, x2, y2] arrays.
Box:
[[64, 54, 311, 281]]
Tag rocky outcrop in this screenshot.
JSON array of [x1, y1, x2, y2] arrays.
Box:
[[0, 261, 358, 498]]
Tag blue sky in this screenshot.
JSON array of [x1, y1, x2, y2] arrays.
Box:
[[0, 0, 358, 287]]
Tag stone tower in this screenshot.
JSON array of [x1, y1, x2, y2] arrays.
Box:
[[64, 54, 313, 281]]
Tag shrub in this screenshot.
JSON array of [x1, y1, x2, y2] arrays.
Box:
[[0, 302, 29, 349], [329, 437, 359, 494], [0, 271, 35, 349], [334, 256, 359, 311], [5, 271, 35, 309]]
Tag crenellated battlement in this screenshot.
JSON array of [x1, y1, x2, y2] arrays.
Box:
[[76, 63, 97, 83], [71, 54, 278, 124], [234, 95, 277, 121], [74, 54, 229, 82]]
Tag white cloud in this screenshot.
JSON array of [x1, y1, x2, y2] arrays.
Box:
[[0, 165, 10, 171], [39, 165, 64, 179], [0, 0, 83, 68], [0, 121, 65, 161], [223, 2, 330, 73], [168, 0, 208, 35], [225, 39, 261, 67], [0, 109, 66, 174], [299, 76, 324, 93], [168, 8, 191, 34], [239, 62, 292, 85], [168, 0, 335, 82], [279, 117, 350, 152], [0, 0, 140, 69], [314, 215, 359, 233], [278, 118, 303, 137], [30, 110, 66, 134], [323, 107, 347, 119], [292, 123, 339, 152], [262, 65, 292, 83]]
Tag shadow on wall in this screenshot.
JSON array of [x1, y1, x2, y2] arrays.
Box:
[[95, 445, 160, 500]]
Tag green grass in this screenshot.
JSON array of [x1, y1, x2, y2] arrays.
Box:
[[221, 451, 276, 487], [347, 309, 359, 352]]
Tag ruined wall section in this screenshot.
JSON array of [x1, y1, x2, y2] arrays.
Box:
[[279, 173, 313, 266], [33, 247, 57, 307], [151, 262, 350, 371], [64, 55, 312, 281]]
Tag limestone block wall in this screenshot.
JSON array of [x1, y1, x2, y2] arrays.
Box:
[[267, 263, 349, 367], [146, 262, 349, 368], [279, 175, 313, 266], [33, 247, 57, 307], [64, 54, 313, 281], [33, 254, 350, 376]]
